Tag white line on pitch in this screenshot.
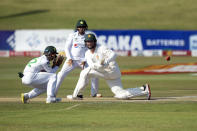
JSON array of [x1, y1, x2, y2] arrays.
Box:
[[66, 104, 80, 110]]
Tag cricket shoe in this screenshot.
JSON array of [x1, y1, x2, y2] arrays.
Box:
[[21, 93, 28, 104], [144, 84, 151, 100], [55, 97, 62, 102], [46, 97, 62, 104], [67, 95, 83, 100]]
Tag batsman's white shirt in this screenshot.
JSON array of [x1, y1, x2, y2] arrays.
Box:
[[65, 31, 87, 61], [85, 45, 121, 79]]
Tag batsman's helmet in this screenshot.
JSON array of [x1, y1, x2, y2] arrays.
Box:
[[76, 19, 88, 29], [84, 33, 97, 42], [44, 46, 58, 56], [84, 33, 97, 49]]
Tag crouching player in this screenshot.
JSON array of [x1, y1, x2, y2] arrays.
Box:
[[67, 34, 151, 100], [19, 46, 64, 103]]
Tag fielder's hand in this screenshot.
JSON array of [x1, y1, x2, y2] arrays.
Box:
[[80, 61, 86, 69], [18, 72, 24, 78], [67, 59, 73, 66], [52, 55, 64, 67], [101, 59, 109, 67]]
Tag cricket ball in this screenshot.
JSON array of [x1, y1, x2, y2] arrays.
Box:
[[165, 56, 171, 61]]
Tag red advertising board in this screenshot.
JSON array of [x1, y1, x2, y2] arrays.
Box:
[[9, 51, 41, 57], [163, 50, 191, 56], [0, 51, 9, 57]]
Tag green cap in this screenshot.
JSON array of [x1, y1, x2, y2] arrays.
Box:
[[84, 33, 97, 42], [44, 46, 58, 55], [76, 19, 88, 28]]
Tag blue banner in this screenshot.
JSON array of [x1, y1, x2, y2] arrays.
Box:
[[1, 30, 197, 51], [0, 31, 15, 50], [91, 30, 197, 51]]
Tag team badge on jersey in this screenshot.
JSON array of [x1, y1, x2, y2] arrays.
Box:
[[74, 43, 78, 48]]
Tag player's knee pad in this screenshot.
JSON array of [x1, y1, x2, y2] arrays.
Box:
[[111, 86, 123, 95], [111, 86, 129, 99]]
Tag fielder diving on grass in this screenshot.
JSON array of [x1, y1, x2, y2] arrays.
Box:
[[19, 46, 64, 103], [67, 33, 151, 100]]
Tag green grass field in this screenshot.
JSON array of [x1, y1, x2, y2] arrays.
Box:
[[1, 56, 197, 131], [0, 0, 197, 30]]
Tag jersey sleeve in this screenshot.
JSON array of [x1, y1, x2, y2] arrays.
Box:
[[65, 33, 73, 60], [85, 51, 91, 65], [81, 48, 88, 62]]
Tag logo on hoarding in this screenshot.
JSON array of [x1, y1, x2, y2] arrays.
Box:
[[6, 34, 16, 49], [45, 36, 67, 45], [189, 35, 197, 50], [97, 35, 143, 51], [26, 33, 41, 48]]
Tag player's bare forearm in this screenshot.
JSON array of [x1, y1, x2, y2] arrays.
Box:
[[67, 59, 73, 66]]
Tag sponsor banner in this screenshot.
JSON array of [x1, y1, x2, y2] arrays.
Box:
[[163, 50, 191, 56], [0, 30, 74, 51], [131, 50, 162, 57], [14, 30, 73, 52], [121, 63, 197, 75], [91, 30, 197, 51], [9, 51, 41, 57], [0, 51, 9, 57], [191, 50, 197, 57], [1, 30, 197, 52]]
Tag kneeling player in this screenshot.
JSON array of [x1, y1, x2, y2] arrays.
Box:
[[19, 46, 64, 103], [67, 34, 151, 100]]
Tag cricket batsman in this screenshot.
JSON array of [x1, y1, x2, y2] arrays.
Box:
[[67, 33, 151, 100], [54, 19, 99, 97], [19, 46, 64, 103]]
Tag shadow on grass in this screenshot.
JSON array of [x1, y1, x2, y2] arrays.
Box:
[[0, 9, 49, 19]]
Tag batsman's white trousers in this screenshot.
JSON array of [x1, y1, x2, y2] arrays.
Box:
[[22, 72, 57, 99], [55, 59, 99, 96], [73, 67, 147, 99]]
